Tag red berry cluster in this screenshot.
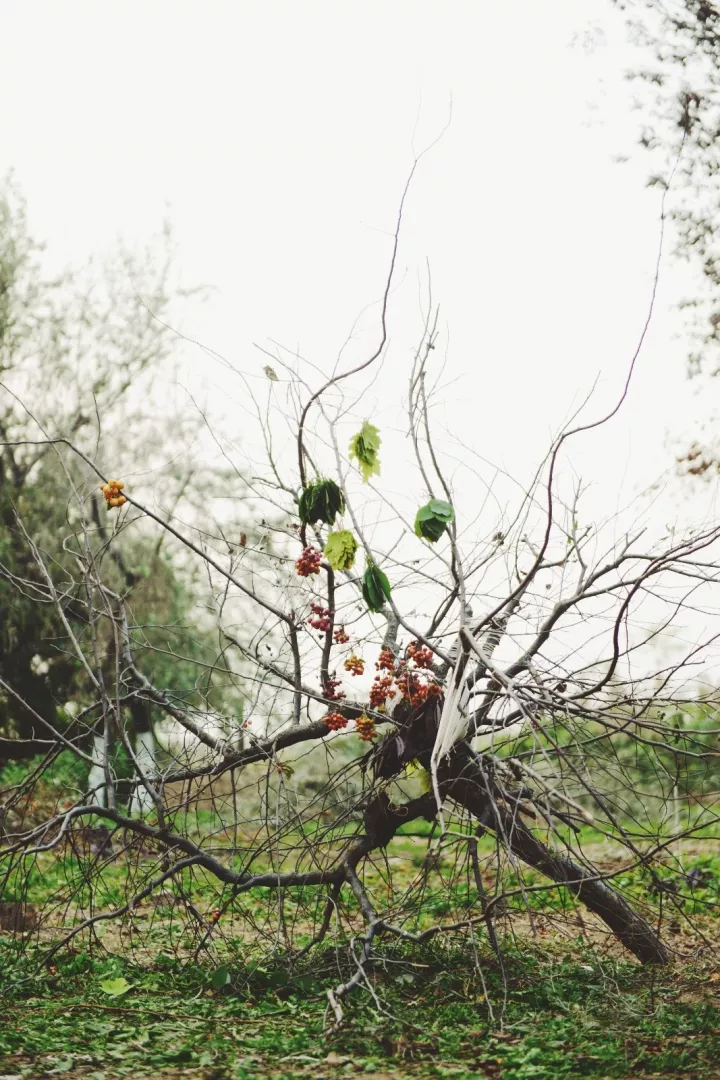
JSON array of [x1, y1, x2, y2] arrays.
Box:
[[296, 546, 322, 577], [308, 602, 332, 632], [368, 647, 397, 711], [396, 671, 442, 707], [333, 627, 350, 644], [407, 640, 433, 668], [322, 676, 345, 702], [322, 711, 348, 731], [369, 675, 396, 710], [355, 714, 376, 741], [344, 655, 365, 676], [367, 642, 442, 712], [376, 647, 396, 672]]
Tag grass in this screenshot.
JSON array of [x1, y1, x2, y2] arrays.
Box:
[[1, 936, 719, 1079], [2, 755, 719, 1078]]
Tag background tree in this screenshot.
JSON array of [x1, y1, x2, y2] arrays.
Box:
[[0, 181, 256, 774], [594, 2, 720, 479], [610, 2, 720, 371]]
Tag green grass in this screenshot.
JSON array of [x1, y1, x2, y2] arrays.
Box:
[[1, 936, 719, 1079], [3, 754, 720, 1078]]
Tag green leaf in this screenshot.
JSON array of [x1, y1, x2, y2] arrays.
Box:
[[99, 976, 133, 998], [324, 529, 358, 571], [407, 759, 433, 793], [349, 421, 381, 483], [362, 564, 392, 612], [298, 479, 345, 526], [211, 965, 231, 990], [426, 499, 454, 521], [414, 499, 455, 543]]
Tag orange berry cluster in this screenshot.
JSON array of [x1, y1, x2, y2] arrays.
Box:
[[354, 714, 376, 741], [296, 546, 322, 576], [100, 479, 127, 509], [343, 655, 365, 676], [333, 627, 350, 645], [322, 711, 348, 731]]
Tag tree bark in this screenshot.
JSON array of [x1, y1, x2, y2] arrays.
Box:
[[444, 750, 670, 965]]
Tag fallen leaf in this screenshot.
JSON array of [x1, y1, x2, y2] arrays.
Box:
[[99, 976, 133, 998]]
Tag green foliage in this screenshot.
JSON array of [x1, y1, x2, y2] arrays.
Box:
[[0, 749, 88, 794], [1, 938, 718, 1079], [323, 529, 358, 571], [298, 478, 345, 526], [349, 420, 381, 483], [414, 499, 455, 543], [362, 563, 392, 613]]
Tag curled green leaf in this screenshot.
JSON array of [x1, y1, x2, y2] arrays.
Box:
[[414, 499, 455, 543], [298, 479, 345, 526], [362, 564, 392, 612]]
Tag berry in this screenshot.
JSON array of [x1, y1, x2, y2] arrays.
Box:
[[407, 640, 433, 668], [333, 627, 350, 644], [369, 674, 395, 709], [343, 655, 365, 676], [376, 647, 396, 672], [295, 546, 322, 577], [322, 711, 348, 731], [307, 602, 332, 632], [100, 479, 128, 510], [354, 714, 376, 742], [395, 671, 442, 707], [322, 677, 345, 702]]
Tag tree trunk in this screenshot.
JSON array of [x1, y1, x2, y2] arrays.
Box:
[[444, 750, 670, 965]]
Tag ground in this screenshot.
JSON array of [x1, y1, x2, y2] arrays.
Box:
[[1, 823, 719, 1078], [1, 916, 719, 1080]]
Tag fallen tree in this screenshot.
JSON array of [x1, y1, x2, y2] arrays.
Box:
[[3, 159, 719, 1024]]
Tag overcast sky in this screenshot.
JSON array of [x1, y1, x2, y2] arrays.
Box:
[[1, 1, 717, 639]]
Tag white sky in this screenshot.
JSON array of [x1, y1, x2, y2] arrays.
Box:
[[1, 0, 719, 681]]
